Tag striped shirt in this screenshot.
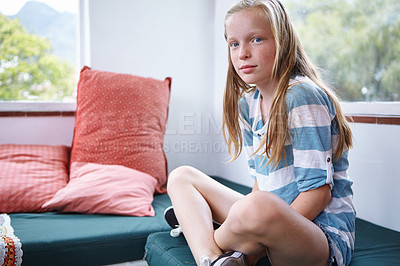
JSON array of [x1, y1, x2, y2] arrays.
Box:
[[238, 76, 356, 265]]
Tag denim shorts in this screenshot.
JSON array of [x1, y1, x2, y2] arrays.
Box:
[[317, 223, 338, 266]]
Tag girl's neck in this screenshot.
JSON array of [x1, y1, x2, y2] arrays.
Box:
[[258, 82, 277, 124], [257, 80, 277, 99]]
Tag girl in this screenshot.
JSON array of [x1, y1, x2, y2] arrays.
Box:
[[166, 0, 355, 265]]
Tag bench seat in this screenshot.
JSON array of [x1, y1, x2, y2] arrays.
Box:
[[10, 194, 172, 266]]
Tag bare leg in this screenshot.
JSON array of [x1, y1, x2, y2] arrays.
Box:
[[167, 166, 244, 264], [214, 191, 330, 266]]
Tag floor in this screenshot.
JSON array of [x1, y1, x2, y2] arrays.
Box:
[[108, 260, 148, 266]]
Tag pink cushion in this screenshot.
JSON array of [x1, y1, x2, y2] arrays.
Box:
[[0, 144, 69, 213], [70, 66, 171, 194], [42, 162, 157, 216]]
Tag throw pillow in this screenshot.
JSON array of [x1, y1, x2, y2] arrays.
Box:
[[0, 144, 69, 213], [42, 162, 157, 216], [70, 66, 171, 193]]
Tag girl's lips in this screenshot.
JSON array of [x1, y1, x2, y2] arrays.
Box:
[[240, 65, 257, 74]]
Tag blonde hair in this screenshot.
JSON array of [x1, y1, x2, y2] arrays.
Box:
[[222, 0, 353, 167]]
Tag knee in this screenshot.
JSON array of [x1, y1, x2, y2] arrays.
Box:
[[226, 191, 286, 235], [167, 165, 197, 194]]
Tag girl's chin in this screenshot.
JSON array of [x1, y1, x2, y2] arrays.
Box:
[[241, 78, 259, 86], [238, 75, 255, 85], [239, 76, 273, 89]]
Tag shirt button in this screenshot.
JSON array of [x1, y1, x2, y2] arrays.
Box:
[[327, 157, 331, 163]]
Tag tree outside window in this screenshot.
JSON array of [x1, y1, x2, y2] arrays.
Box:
[[0, 1, 77, 102], [285, 0, 400, 101]]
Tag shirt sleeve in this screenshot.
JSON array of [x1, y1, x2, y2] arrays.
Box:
[[286, 82, 336, 192], [238, 96, 257, 179]]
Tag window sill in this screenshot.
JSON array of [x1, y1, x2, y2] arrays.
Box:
[[346, 115, 400, 125], [1, 101, 399, 125], [341, 101, 400, 116], [342, 102, 400, 125], [0, 102, 76, 117]]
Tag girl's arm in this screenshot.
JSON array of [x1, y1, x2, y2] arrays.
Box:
[[290, 184, 331, 221], [285, 83, 336, 221], [254, 179, 330, 220]]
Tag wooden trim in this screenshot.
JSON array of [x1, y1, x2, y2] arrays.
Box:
[[0, 111, 75, 117], [0, 111, 399, 125], [346, 115, 400, 125]]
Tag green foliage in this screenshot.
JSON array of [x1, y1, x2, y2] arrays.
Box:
[[0, 14, 76, 101], [285, 0, 400, 101]]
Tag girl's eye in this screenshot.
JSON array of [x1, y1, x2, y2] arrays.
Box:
[[230, 42, 239, 48], [253, 37, 262, 43]]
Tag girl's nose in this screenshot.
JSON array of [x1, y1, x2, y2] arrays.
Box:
[[239, 45, 250, 60]]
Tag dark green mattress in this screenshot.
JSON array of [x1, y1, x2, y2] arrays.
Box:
[[145, 218, 400, 266], [10, 193, 172, 266]]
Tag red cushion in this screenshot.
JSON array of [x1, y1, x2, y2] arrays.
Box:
[[0, 144, 69, 213], [43, 162, 157, 216], [70, 66, 171, 193]]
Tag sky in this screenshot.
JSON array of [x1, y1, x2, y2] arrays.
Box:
[[0, 0, 77, 15]]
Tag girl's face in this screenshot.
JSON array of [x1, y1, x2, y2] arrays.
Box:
[[226, 8, 276, 91]]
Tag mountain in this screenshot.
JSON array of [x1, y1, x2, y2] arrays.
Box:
[[9, 1, 77, 65]]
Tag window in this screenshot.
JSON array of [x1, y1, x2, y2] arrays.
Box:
[[0, 0, 78, 102], [284, 0, 400, 103]]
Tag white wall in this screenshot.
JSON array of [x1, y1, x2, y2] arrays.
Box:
[[84, 0, 225, 174], [0, 116, 75, 146], [348, 123, 400, 231]]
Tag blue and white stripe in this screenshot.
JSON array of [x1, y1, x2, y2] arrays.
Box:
[[238, 76, 356, 266]]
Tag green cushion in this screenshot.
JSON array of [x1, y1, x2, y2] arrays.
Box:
[[145, 218, 400, 266], [145, 232, 196, 265], [350, 218, 400, 265], [10, 193, 172, 266], [145, 232, 271, 266]]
